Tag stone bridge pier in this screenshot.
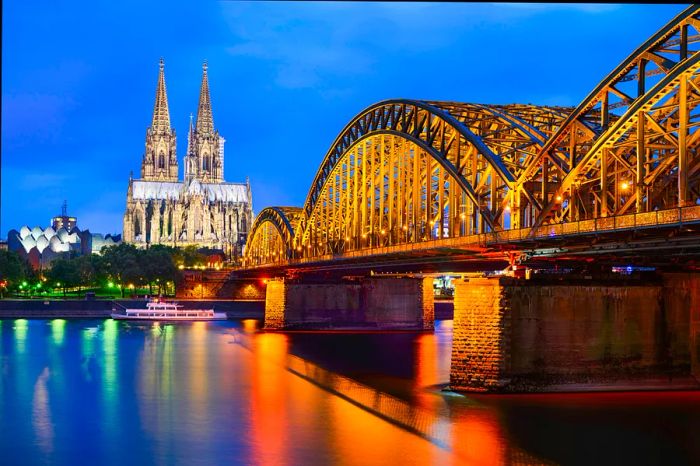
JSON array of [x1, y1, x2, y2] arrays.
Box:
[[264, 276, 434, 330], [450, 274, 700, 392]]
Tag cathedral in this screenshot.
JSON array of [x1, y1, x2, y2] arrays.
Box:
[[123, 60, 253, 258]]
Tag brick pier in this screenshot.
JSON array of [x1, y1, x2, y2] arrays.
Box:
[[263, 277, 434, 330], [450, 274, 700, 392]]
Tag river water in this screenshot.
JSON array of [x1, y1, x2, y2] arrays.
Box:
[[0, 318, 699, 465]]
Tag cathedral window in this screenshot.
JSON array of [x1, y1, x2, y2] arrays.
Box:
[[203, 156, 210, 172], [158, 152, 165, 169]]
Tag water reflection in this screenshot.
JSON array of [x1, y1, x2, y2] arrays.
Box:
[[81, 326, 97, 382], [101, 318, 120, 463], [250, 332, 289, 466], [2, 318, 700, 466], [32, 367, 54, 455], [14, 318, 28, 354], [189, 322, 209, 444], [51, 319, 66, 347]]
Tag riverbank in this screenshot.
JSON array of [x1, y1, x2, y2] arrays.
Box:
[[0, 299, 265, 319]]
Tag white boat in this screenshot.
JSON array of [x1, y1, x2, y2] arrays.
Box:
[[111, 299, 227, 321]]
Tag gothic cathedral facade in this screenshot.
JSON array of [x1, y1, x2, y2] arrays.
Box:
[[123, 60, 253, 257]]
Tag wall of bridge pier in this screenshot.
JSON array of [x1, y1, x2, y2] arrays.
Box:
[[264, 277, 434, 330], [450, 274, 700, 392]]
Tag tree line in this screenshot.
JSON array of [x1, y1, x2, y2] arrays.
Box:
[[0, 244, 208, 298]]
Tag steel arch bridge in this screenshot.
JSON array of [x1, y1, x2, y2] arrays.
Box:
[[243, 6, 700, 269]]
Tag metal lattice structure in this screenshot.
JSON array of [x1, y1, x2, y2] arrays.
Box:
[[244, 207, 302, 265], [244, 6, 700, 267]]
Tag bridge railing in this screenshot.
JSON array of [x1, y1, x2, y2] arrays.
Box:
[[514, 205, 700, 243], [242, 205, 700, 269]]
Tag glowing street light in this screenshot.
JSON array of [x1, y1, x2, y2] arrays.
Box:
[[556, 195, 563, 202], [620, 181, 630, 191]]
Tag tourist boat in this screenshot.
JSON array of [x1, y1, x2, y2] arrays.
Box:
[[111, 299, 227, 321]]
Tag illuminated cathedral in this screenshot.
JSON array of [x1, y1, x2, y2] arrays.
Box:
[[123, 59, 253, 257]]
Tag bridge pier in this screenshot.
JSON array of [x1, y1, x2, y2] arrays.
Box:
[[264, 276, 434, 331], [450, 274, 700, 392]]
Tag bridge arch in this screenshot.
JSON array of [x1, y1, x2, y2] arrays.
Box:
[[243, 207, 302, 265], [522, 5, 700, 230], [296, 100, 569, 257]]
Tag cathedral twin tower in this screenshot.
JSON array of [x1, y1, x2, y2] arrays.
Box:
[[123, 60, 253, 256]]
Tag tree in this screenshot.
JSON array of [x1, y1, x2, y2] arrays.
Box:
[[171, 245, 206, 268], [0, 250, 28, 297], [142, 246, 178, 295], [101, 243, 142, 297], [46, 258, 81, 297]]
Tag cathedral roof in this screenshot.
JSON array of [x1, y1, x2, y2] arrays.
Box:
[[132, 181, 182, 200], [132, 180, 248, 203]]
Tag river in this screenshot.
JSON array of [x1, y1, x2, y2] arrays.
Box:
[[0, 318, 698, 465]]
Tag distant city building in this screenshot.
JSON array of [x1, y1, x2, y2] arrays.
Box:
[[52, 200, 77, 231], [123, 59, 253, 258], [7, 203, 121, 269]]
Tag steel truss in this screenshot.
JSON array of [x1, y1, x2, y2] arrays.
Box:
[[243, 5, 700, 267]]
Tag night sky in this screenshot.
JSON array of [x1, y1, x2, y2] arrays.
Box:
[[1, 2, 685, 237]]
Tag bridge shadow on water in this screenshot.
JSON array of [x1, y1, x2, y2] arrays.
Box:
[[234, 319, 700, 466]]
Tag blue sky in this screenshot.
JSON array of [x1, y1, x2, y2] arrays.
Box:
[[1, 2, 686, 236]]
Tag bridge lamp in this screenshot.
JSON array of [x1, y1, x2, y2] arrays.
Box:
[[460, 213, 466, 220], [555, 195, 563, 202], [362, 234, 367, 239], [297, 246, 302, 252], [380, 229, 386, 235], [429, 220, 435, 226], [345, 237, 350, 241], [504, 205, 511, 212], [620, 181, 630, 191], [402, 225, 408, 230]]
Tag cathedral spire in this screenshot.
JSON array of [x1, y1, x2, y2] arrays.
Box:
[[187, 113, 194, 154], [195, 61, 214, 134], [151, 58, 171, 133]]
